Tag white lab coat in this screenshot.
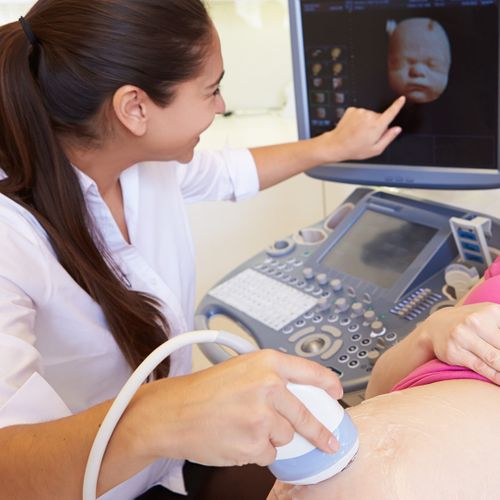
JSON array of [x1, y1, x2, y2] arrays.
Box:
[[0, 148, 259, 498]]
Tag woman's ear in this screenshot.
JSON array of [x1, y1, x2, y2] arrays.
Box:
[[112, 85, 148, 137]]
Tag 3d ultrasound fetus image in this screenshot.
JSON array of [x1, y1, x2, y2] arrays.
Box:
[[387, 18, 451, 104]]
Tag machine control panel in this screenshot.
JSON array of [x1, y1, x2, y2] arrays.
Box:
[[196, 189, 500, 393]]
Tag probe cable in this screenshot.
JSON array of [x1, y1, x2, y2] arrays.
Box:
[[83, 330, 257, 500]]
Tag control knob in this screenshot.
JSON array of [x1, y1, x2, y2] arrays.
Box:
[[317, 296, 332, 312], [363, 310, 376, 322], [367, 349, 381, 366], [351, 302, 364, 317], [316, 273, 328, 286], [334, 297, 350, 313], [329, 279, 343, 292], [370, 320, 386, 337], [302, 267, 315, 280]]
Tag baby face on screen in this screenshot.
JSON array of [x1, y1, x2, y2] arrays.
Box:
[[388, 18, 451, 104]]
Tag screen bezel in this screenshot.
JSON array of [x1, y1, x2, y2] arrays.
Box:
[[289, 0, 500, 189], [305, 192, 458, 299], [318, 209, 439, 289]]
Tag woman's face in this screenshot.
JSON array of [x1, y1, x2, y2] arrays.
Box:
[[388, 19, 451, 104], [145, 28, 226, 163]]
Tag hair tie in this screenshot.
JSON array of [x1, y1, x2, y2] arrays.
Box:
[[19, 16, 38, 46]]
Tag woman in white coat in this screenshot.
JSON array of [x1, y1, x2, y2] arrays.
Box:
[[0, 0, 404, 498]]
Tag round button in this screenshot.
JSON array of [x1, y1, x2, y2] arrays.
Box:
[[304, 311, 315, 319], [295, 319, 306, 328], [338, 354, 349, 363], [334, 297, 350, 313], [296, 334, 332, 358], [361, 338, 372, 346], [348, 324, 359, 333], [330, 279, 343, 292], [282, 326, 294, 335], [274, 240, 289, 250], [363, 310, 376, 321], [302, 337, 326, 354], [347, 286, 357, 297], [340, 317, 351, 326], [327, 314, 339, 323], [316, 273, 328, 286], [317, 297, 331, 312], [302, 267, 315, 280], [267, 240, 296, 258], [367, 349, 381, 365], [371, 320, 386, 335], [385, 332, 398, 342], [351, 333, 361, 341], [305, 285, 315, 293], [347, 345, 358, 354], [348, 359, 360, 368], [357, 350, 368, 359], [312, 315, 323, 324], [351, 302, 364, 317]]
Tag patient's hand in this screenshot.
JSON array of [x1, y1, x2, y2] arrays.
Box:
[[423, 302, 500, 384], [267, 481, 290, 499], [267, 480, 323, 500]]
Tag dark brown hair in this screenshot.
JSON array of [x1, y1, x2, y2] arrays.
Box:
[[0, 0, 212, 378]]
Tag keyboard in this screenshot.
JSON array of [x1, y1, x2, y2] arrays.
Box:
[[208, 269, 318, 331]]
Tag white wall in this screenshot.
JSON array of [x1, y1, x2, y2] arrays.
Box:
[[0, 1, 32, 23], [206, 0, 292, 112]]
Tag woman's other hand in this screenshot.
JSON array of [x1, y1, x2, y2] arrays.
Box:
[[133, 350, 343, 467], [421, 302, 500, 383], [313, 96, 405, 163]]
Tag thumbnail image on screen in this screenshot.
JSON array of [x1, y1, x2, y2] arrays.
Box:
[[301, 0, 498, 170]]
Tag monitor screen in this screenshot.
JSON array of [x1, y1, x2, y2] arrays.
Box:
[[321, 210, 438, 288], [289, 0, 500, 188]]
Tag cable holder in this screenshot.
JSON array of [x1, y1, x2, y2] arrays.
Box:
[[449, 215, 493, 267]]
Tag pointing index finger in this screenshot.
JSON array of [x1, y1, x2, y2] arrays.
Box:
[[380, 96, 406, 124], [274, 352, 343, 399]]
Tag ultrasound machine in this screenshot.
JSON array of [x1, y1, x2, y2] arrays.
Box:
[[195, 0, 500, 405]]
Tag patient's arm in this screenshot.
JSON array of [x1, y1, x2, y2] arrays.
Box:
[[366, 300, 500, 398], [269, 379, 500, 499]]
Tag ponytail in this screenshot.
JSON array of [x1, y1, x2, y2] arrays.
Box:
[[0, 1, 212, 378]]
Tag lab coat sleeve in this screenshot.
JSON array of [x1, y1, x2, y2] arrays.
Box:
[[0, 221, 71, 428], [176, 148, 260, 203]]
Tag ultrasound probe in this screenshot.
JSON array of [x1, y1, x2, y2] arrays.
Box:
[[82, 330, 359, 499]]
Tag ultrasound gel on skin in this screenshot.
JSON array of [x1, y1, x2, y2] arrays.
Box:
[[269, 384, 359, 485]]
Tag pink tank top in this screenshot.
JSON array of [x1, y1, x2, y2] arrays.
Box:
[[391, 256, 500, 391]]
